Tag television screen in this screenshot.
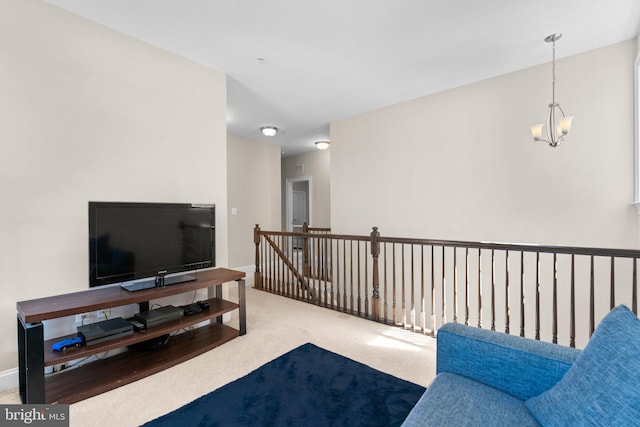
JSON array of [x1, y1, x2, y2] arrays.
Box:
[[89, 202, 215, 288]]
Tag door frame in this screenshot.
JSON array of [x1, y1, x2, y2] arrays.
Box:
[[285, 175, 313, 233]]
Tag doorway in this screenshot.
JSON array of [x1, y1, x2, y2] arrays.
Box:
[[292, 189, 307, 248], [286, 176, 313, 249]]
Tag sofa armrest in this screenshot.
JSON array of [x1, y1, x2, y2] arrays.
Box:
[[437, 323, 581, 400]]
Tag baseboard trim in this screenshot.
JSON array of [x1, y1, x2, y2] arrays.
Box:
[[231, 265, 256, 287], [0, 368, 18, 392], [232, 264, 255, 273]]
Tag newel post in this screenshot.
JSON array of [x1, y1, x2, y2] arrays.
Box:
[[254, 224, 262, 289], [302, 222, 310, 277], [371, 226, 381, 321]]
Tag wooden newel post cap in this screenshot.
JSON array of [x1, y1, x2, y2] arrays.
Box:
[[371, 227, 380, 257], [254, 224, 261, 244]]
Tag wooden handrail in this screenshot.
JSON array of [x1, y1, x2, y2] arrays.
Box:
[[256, 229, 369, 242], [261, 233, 317, 301], [258, 229, 640, 257], [376, 236, 640, 258]]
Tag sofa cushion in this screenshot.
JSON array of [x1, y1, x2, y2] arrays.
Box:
[[437, 322, 579, 400], [401, 373, 539, 427], [525, 305, 640, 426]]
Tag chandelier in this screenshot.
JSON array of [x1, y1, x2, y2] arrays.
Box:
[[530, 33, 574, 147]]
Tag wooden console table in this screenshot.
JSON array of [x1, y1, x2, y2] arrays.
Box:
[[16, 268, 246, 404]]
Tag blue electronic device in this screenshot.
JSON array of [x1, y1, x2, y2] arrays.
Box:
[[52, 337, 84, 352]]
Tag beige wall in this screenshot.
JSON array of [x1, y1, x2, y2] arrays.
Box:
[[0, 0, 227, 372], [227, 135, 281, 268], [331, 40, 639, 348], [331, 39, 639, 249], [281, 150, 331, 229]]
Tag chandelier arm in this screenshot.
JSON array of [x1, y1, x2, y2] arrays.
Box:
[[547, 105, 555, 144]]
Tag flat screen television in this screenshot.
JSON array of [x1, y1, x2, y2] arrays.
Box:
[[89, 202, 215, 291]]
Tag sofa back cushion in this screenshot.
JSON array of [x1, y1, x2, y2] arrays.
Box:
[[437, 322, 579, 400], [525, 305, 640, 426]]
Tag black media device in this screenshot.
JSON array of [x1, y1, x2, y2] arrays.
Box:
[[77, 317, 134, 346], [89, 202, 215, 291], [133, 305, 185, 328], [129, 319, 145, 332], [181, 303, 203, 316], [128, 334, 171, 351]]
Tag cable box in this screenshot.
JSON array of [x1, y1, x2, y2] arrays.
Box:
[[181, 303, 203, 316], [134, 305, 184, 328]]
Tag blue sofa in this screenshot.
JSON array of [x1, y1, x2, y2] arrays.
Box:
[[402, 305, 640, 426]]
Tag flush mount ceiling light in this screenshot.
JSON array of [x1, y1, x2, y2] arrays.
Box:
[[260, 126, 278, 137], [315, 141, 330, 150], [530, 33, 574, 148]]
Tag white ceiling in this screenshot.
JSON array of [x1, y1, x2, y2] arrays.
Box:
[[45, 0, 640, 157]]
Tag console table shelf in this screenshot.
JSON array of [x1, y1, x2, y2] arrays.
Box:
[[42, 298, 239, 367], [45, 323, 238, 404], [17, 268, 246, 404]]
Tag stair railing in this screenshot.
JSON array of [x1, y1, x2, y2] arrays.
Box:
[[254, 224, 640, 349]]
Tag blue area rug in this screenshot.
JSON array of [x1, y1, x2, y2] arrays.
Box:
[[143, 343, 425, 427]]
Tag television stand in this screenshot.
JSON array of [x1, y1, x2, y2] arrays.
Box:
[[121, 273, 196, 292], [121, 279, 155, 292], [16, 268, 245, 404]]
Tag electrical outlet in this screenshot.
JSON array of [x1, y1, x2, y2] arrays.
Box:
[[75, 313, 88, 326], [96, 309, 110, 320]]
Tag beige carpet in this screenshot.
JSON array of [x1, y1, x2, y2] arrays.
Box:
[[0, 280, 436, 427]]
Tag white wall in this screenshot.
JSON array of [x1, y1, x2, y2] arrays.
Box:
[[331, 39, 638, 249], [0, 0, 227, 372], [227, 134, 281, 268], [281, 150, 331, 229]]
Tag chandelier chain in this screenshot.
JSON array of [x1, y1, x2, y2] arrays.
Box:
[[551, 39, 556, 105]]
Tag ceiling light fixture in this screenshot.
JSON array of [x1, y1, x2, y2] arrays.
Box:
[[315, 141, 330, 150], [260, 126, 278, 137], [530, 33, 574, 148]]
